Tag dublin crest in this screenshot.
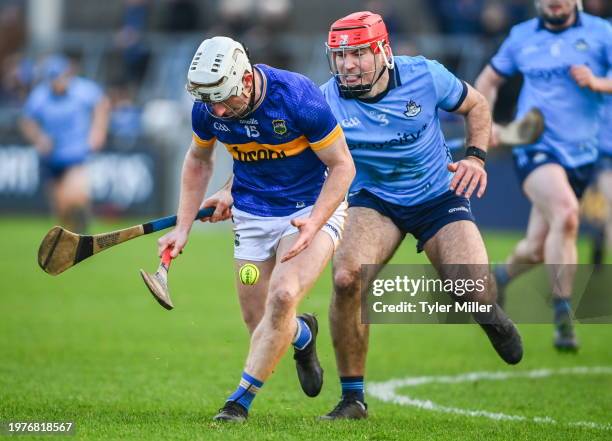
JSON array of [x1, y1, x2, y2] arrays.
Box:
[[404, 100, 421, 118]]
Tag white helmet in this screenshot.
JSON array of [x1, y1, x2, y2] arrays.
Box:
[[186, 36, 252, 103]]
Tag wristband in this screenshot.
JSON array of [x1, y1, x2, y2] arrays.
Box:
[[465, 146, 486, 163]]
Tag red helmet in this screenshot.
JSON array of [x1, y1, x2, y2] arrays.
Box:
[[327, 11, 390, 53]]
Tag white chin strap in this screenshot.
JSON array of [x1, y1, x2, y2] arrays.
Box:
[[378, 41, 394, 70]]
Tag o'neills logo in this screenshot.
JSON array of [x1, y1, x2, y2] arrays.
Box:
[[231, 146, 287, 162]]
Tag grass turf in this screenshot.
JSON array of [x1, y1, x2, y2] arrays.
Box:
[[1, 217, 611, 440]]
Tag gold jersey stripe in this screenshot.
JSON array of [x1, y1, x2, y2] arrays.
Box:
[[309, 124, 343, 151], [193, 132, 216, 148]]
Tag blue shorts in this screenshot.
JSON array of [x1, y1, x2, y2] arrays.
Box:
[[513, 149, 595, 199], [348, 189, 476, 253], [595, 151, 612, 173], [40, 157, 86, 181]]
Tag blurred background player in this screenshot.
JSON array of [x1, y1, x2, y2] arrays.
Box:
[[319, 11, 522, 420], [20, 54, 110, 233], [475, 0, 612, 351], [156, 36, 354, 422], [591, 76, 612, 265]]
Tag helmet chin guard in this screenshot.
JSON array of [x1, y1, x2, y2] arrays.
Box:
[[186, 36, 252, 103]]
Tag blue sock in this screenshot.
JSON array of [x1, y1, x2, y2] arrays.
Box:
[[341, 376, 365, 402], [553, 297, 572, 321], [292, 317, 312, 351], [227, 371, 264, 411], [495, 264, 511, 286]]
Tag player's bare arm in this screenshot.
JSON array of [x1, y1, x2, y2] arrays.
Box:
[[475, 65, 507, 147], [19, 117, 52, 155], [88, 95, 111, 151], [448, 84, 491, 199], [157, 140, 215, 257], [281, 134, 355, 262]]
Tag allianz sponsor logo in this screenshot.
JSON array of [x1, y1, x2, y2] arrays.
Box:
[[448, 206, 470, 214]]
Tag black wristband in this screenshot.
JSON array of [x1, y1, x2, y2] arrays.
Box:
[[465, 146, 486, 163]]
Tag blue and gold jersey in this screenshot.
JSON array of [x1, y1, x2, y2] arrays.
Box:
[[192, 64, 342, 217]]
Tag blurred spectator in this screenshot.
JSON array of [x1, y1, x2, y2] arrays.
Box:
[[20, 54, 110, 233], [107, 81, 142, 148], [482, 0, 530, 37], [584, 0, 612, 17], [428, 0, 530, 36], [481, 2, 510, 37], [365, 1, 402, 40], [0, 2, 25, 67], [0, 1, 27, 104], [428, 0, 485, 35], [1, 53, 34, 105], [217, 0, 256, 37], [114, 0, 151, 83], [160, 0, 200, 32], [215, 0, 294, 69]]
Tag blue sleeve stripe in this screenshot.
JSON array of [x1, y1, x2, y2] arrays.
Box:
[[489, 62, 512, 78], [447, 81, 468, 112]]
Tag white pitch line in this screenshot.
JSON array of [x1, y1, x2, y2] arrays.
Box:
[[368, 366, 612, 431]]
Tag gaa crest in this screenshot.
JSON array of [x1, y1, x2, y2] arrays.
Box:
[[404, 100, 421, 118], [272, 119, 288, 136]]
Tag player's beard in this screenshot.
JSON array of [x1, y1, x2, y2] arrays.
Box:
[[540, 10, 573, 25], [536, 1, 575, 26]]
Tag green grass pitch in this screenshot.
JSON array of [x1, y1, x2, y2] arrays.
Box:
[[1, 217, 611, 440]]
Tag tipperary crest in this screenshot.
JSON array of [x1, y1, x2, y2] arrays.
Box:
[[272, 119, 288, 136], [404, 99, 421, 118]]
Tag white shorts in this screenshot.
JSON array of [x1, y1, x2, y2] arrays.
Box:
[[232, 202, 348, 261]]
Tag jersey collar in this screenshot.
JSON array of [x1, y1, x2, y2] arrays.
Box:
[[250, 65, 267, 113], [353, 66, 400, 104]]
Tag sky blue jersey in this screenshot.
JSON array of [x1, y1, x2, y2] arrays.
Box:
[[490, 12, 612, 167], [192, 64, 342, 217], [23, 77, 103, 165], [320, 55, 467, 207]]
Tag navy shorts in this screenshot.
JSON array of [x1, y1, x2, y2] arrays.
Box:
[[40, 157, 86, 181], [595, 151, 612, 174], [348, 189, 476, 253], [513, 149, 595, 199]]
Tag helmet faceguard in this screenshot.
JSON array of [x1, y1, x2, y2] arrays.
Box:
[[186, 36, 252, 105], [326, 11, 394, 98]]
